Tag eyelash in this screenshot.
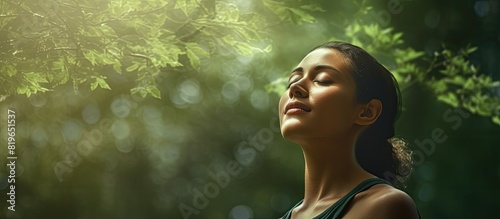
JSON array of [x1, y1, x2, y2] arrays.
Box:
[[314, 80, 332, 85], [286, 80, 332, 89]]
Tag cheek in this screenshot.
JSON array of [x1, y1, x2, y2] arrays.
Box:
[[278, 93, 288, 123], [313, 91, 357, 129]]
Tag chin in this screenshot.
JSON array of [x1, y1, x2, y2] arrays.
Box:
[[280, 126, 309, 144]]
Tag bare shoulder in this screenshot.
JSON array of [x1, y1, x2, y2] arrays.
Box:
[[345, 184, 420, 219]]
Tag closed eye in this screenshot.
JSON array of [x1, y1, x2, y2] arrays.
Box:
[[313, 80, 333, 85], [287, 79, 333, 88]]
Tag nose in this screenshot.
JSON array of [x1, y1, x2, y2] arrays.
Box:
[[288, 81, 308, 98]]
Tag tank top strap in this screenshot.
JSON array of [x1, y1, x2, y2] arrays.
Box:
[[317, 178, 389, 219], [281, 178, 389, 219]]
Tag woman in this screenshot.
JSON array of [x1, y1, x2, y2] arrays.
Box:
[[279, 41, 420, 219]]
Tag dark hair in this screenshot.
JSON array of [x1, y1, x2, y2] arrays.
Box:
[[315, 41, 413, 186]]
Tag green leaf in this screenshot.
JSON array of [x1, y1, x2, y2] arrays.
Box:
[[431, 80, 447, 93], [437, 92, 458, 107], [447, 76, 466, 85], [99, 79, 111, 90], [175, 0, 197, 15], [463, 78, 475, 90], [83, 51, 97, 65], [185, 43, 208, 70], [126, 63, 140, 72], [476, 104, 491, 116], [218, 2, 239, 22], [406, 50, 425, 61], [24, 72, 49, 84], [263, 45, 272, 53], [186, 43, 209, 58], [492, 116, 500, 126], [113, 61, 122, 73], [91, 77, 111, 90], [364, 24, 379, 37], [234, 43, 254, 56], [470, 65, 478, 74], [146, 85, 161, 99], [392, 32, 403, 43], [300, 4, 326, 12], [466, 47, 477, 54], [186, 48, 200, 70], [265, 77, 288, 96], [131, 87, 148, 98], [90, 80, 98, 90], [262, 0, 316, 24], [288, 8, 315, 23], [17, 86, 30, 96], [4, 65, 16, 77]]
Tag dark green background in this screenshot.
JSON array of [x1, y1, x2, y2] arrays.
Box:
[[0, 0, 499, 218]]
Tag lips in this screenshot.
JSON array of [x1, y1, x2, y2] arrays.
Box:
[[284, 101, 311, 114]]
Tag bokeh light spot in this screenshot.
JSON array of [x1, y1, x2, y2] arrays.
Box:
[[232, 0, 252, 11], [111, 119, 130, 140], [222, 82, 240, 104], [229, 205, 254, 219], [418, 183, 434, 202], [235, 76, 252, 92], [474, 1, 490, 17], [141, 105, 162, 124], [0, 172, 8, 190], [111, 96, 132, 118], [139, 105, 169, 139], [160, 145, 181, 165], [233, 147, 255, 167], [250, 90, 269, 110], [61, 119, 83, 143], [29, 94, 47, 107], [424, 9, 440, 29], [178, 79, 202, 104], [169, 90, 187, 108], [82, 102, 101, 124], [418, 162, 435, 181], [17, 121, 30, 139], [31, 124, 48, 148], [115, 138, 135, 153]]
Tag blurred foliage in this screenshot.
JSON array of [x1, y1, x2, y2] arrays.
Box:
[[0, 0, 499, 219], [268, 9, 500, 126], [340, 22, 500, 126], [0, 0, 318, 98]]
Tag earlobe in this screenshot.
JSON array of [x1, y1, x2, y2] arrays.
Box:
[[355, 99, 382, 126]]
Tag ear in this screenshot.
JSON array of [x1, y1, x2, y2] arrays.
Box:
[[354, 99, 382, 126]]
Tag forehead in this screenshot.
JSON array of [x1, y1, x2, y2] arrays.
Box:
[[297, 48, 352, 73]]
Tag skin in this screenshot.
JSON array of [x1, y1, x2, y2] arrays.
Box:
[[279, 48, 419, 219]]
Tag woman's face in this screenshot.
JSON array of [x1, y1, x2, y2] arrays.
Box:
[[279, 48, 363, 144]]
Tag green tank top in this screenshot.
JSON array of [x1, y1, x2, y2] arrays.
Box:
[[281, 178, 399, 219]]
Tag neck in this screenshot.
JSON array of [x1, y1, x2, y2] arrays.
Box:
[[299, 137, 373, 207]]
